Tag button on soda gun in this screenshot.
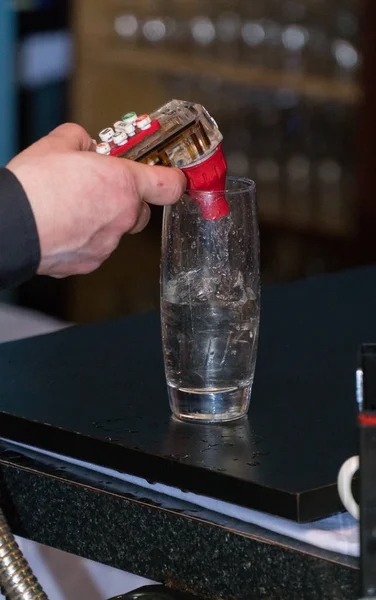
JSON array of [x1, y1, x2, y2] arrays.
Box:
[[94, 99, 229, 220]]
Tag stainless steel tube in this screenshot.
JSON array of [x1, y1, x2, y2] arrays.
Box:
[[0, 507, 48, 599]]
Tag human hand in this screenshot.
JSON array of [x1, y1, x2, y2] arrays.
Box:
[[7, 123, 186, 278]]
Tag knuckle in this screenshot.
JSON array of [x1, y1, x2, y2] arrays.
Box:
[[57, 122, 88, 138], [86, 262, 102, 274], [99, 238, 117, 260], [116, 165, 143, 230], [76, 261, 101, 275], [119, 162, 138, 196]]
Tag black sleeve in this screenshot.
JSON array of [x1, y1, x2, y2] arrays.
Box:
[[0, 167, 41, 291]]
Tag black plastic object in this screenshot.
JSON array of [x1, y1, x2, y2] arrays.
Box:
[[107, 585, 203, 600], [359, 344, 376, 412], [0, 265, 372, 522], [359, 344, 376, 598]]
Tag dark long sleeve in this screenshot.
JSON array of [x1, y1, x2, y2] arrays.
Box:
[[0, 167, 40, 291]]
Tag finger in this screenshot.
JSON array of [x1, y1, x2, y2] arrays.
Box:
[[129, 201, 151, 234], [121, 161, 186, 206], [48, 123, 94, 152]]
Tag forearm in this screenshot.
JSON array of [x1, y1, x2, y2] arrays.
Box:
[[0, 167, 40, 290]]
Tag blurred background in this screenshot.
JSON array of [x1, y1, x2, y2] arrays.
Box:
[[0, 0, 372, 324]]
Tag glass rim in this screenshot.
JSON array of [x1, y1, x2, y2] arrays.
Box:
[[184, 177, 256, 197]]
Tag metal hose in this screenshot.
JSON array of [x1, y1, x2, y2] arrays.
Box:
[[0, 507, 48, 599]]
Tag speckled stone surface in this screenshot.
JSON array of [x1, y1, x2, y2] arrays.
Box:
[[0, 442, 359, 600]]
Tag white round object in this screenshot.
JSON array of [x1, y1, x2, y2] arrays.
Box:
[[190, 17, 216, 46], [123, 123, 136, 136], [142, 19, 166, 42], [114, 14, 138, 39], [282, 25, 309, 52], [332, 39, 359, 70], [114, 121, 126, 133], [122, 112, 137, 125], [136, 114, 151, 130], [318, 159, 342, 185], [99, 127, 114, 142], [241, 22, 265, 47], [337, 455, 359, 520], [113, 130, 128, 145], [96, 142, 111, 155]]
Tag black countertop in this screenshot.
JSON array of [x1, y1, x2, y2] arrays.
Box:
[[0, 265, 373, 598], [0, 265, 370, 522]]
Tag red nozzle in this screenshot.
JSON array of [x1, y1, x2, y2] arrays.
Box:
[[182, 145, 229, 220]]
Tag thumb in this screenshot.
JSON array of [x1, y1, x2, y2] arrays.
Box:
[[48, 123, 95, 152], [119, 160, 187, 206]]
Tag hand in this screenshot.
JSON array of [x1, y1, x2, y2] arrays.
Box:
[[7, 123, 186, 278]]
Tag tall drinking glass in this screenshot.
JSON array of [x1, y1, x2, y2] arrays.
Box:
[[161, 177, 260, 423]]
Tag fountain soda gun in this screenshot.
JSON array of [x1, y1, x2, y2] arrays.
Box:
[[94, 99, 229, 221]]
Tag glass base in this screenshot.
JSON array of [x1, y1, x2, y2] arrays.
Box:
[[168, 385, 251, 423]]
